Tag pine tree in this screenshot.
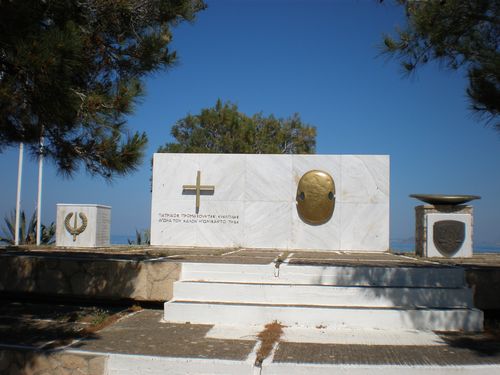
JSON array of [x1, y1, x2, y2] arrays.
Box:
[[158, 100, 316, 154], [0, 0, 206, 178], [381, 0, 499, 130]]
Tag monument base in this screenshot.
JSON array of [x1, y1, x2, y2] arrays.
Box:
[[164, 260, 482, 332]]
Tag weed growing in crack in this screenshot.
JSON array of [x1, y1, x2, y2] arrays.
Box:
[[255, 321, 284, 367]]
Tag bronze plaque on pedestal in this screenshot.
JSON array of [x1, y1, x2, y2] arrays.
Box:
[[433, 220, 465, 257]]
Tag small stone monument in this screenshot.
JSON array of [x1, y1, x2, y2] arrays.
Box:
[[410, 194, 480, 258], [56, 204, 111, 247]]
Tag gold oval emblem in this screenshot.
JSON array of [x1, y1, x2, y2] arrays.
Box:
[[296, 170, 335, 225]]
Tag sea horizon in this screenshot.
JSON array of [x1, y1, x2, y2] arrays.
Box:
[[111, 234, 500, 254]]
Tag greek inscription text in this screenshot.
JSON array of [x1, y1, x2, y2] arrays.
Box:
[[158, 212, 239, 225]]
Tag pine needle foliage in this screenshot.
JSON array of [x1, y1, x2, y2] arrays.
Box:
[[158, 99, 316, 154], [0, 0, 206, 179], [381, 0, 500, 130]]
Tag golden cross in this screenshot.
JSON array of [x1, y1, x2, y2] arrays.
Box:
[[182, 170, 215, 213]]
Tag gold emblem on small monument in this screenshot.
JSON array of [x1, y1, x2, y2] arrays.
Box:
[[296, 170, 336, 225], [182, 171, 215, 213], [64, 212, 88, 241]]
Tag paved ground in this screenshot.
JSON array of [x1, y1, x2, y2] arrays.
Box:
[[273, 339, 500, 366], [0, 301, 124, 349], [74, 309, 500, 366], [73, 309, 256, 360], [1, 301, 500, 369]]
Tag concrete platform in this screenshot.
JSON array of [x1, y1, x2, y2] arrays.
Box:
[[2, 247, 500, 373], [2, 247, 500, 311]]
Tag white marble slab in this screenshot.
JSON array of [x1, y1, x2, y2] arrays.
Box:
[[151, 153, 390, 251], [244, 201, 291, 249], [199, 154, 246, 201], [288, 155, 344, 250], [341, 155, 389, 203], [340, 203, 389, 251], [245, 155, 292, 202], [196, 201, 245, 247], [291, 202, 342, 250], [152, 200, 198, 246], [153, 153, 198, 201]]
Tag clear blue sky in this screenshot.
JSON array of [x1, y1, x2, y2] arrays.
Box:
[[1, 0, 499, 245]]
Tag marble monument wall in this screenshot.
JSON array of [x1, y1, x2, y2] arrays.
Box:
[[150, 154, 389, 251]]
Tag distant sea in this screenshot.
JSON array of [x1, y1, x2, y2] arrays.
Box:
[[111, 234, 134, 245], [111, 234, 500, 253], [390, 241, 500, 254]]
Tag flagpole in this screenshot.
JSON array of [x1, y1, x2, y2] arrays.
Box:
[[36, 135, 44, 246], [14, 143, 24, 246]]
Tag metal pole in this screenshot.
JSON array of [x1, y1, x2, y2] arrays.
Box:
[[14, 143, 24, 246], [36, 136, 44, 246]]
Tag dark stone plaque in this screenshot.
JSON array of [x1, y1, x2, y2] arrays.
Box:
[[433, 220, 465, 257]]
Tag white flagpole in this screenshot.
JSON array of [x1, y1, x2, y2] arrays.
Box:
[[36, 135, 44, 246], [14, 143, 24, 246]]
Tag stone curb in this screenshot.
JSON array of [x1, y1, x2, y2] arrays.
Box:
[[263, 363, 500, 375], [103, 351, 255, 375], [4, 344, 500, 375]]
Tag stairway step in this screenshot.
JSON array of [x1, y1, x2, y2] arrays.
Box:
[[173, 281, 474, 308], [180, 263, 466, 288], [163, 301, 483, 332]]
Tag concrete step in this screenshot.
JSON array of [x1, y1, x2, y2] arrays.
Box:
[[163, 301, 484, 332], [180, 262, 466, 288], [173, 281, 474, 308]]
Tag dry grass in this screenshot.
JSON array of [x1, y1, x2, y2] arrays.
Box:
[[255, 321, 284, 366], [81, 304, 142, 335]]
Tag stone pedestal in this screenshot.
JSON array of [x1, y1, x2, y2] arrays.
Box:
[[56, 204, 111, 247], [415, 205, 473, 258]]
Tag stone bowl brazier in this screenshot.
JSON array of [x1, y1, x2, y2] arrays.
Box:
[[410, 194, 481, 206]]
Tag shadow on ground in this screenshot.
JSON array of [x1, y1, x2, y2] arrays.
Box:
[[0, 300, 129, 375]]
